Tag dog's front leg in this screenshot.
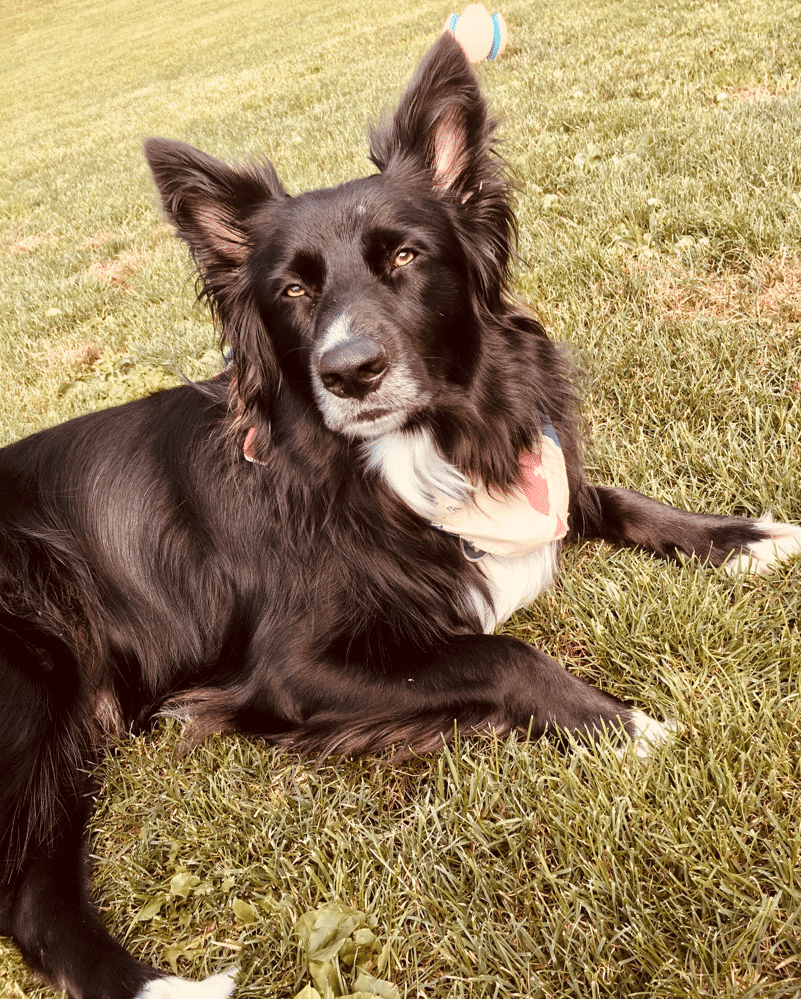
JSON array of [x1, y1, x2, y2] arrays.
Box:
[[573, 484, 801, 573], [267, 633, 671, 760]]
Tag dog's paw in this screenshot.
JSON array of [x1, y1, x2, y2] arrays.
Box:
[[623, 710, 678, 759], [723, 513, 801, 577], [137, 968, 238, 999]]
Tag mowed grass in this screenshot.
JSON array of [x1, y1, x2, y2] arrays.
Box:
[[2, 0, 801, 997]]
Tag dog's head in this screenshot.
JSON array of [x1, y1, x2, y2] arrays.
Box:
[[146, 34, 514, 445]]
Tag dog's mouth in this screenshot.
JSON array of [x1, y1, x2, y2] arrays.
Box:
[[350, 409, 411, 438], [354, 405, 389, 421], [322, 402, 412, 439], [315, 374, 429, 438], [351, 406, 395, 430]]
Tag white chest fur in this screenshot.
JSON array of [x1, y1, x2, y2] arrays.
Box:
[[362, 429, 562, 633]]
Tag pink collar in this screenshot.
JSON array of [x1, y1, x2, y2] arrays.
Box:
[[243, 427, 265, 465]]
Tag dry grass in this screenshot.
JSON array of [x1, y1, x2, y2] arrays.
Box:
[[717, 77, 796, 103], [635, 254, 801, 326], [1, 231, 61, 255], [80, 231, 116, 250], [87, 249, 152, 287], [31, 339, 103, 372]]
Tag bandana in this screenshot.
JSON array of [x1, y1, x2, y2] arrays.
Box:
[[428, 422, 569, 561]]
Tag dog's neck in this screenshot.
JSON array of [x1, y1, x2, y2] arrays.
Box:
[[361, 428, 473, 520], [361, 427, 570, 560]]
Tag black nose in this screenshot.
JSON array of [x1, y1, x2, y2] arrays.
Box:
[[318, 335, 388, 399]]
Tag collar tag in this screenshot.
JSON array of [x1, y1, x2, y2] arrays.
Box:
[[243, 427, 267, 465]]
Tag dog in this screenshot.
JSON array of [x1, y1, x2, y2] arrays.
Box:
[[1, 33, 800, 999]]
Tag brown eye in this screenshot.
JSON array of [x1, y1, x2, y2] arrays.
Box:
[[393, 249, 415, 268], [285, 283, 306, 298]]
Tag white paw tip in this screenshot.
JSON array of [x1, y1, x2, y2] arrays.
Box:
[[625, 710, 678, 759], [138, 967, 238, 999], [723, 513, 801, 577]]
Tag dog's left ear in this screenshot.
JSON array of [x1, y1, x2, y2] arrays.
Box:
[[369, 33, 498, 198]]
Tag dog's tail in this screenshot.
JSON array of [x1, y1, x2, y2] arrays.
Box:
[[0, 619, 164, 998]]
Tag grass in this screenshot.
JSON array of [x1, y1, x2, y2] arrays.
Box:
[[2, 0, 801, 996]]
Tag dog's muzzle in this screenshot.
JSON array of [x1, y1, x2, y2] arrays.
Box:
[[312, 313, 426, 438]]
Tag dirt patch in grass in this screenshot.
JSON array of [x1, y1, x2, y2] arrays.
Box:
[[33, 339, 103, 372], [633, 255, 801, 325], [2, 229, 60, 255], [723, 79, 795, 102], [81, 231, 116, 250], [710, 77, 795, 105], [87, 249, 151, 286]]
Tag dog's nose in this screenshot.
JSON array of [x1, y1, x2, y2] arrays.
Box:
[[318, 336, 388, 399]]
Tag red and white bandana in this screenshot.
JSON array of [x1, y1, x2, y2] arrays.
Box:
[[430, 424, 569, 560]]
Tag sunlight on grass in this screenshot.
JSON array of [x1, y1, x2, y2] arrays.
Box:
[[2, 0, 801, 996]]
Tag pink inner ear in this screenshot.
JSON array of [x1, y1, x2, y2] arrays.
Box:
[[430, 106, 470, 190], [243, 426, 258, 462], [195, 202, 249, 265]]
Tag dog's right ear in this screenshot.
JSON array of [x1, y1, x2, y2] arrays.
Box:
[[369, 34, 515, 309], [144, 138, 285, 278]]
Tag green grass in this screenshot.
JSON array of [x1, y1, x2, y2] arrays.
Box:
[[2, 0, 801, 997]]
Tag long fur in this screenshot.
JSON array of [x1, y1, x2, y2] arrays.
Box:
[[1, 34, 798, 999]]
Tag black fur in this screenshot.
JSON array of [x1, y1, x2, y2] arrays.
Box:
[[0, 35, 785, 998]]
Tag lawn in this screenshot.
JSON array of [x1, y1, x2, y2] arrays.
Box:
[[2, 0, 801, 996]]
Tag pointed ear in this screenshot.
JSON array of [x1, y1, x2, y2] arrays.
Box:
[[145, 139, 285, 435], [368, 33, 496, 197], [369, 34, 516, 306], [144, 138, 285, 273]]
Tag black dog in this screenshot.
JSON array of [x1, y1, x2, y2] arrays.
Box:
[[1, 34, 799, 999]]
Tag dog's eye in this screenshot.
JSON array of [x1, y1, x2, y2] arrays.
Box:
[[285, 283, 306, 298], [393, 249, 415, 268]]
